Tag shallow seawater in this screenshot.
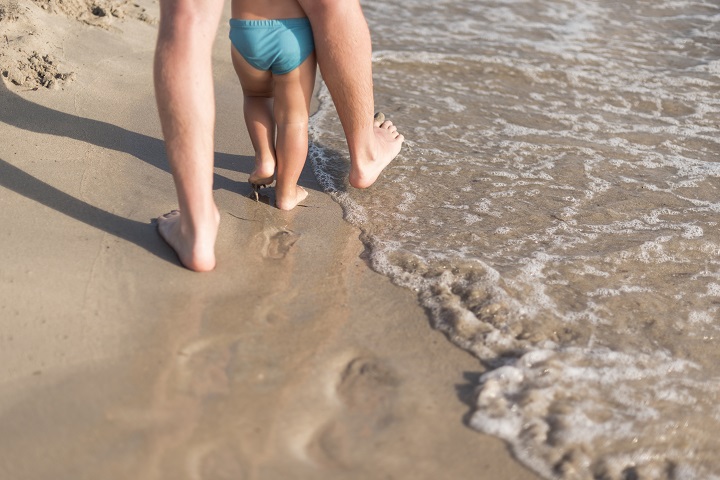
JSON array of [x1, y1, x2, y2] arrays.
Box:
[[309, 1, 720, 478]]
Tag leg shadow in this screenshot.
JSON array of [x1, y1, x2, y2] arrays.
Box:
[[0, 81, 259, 264], [0, 157, 175, 263], [0, 80, 249, 178]]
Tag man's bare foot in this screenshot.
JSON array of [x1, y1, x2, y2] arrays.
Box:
[[348, 113, 405, 189], [157, 208, 220, 272], [275, 185, 308, 211]]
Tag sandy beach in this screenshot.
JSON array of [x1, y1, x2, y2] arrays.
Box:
[[0, 1, 539, 478]]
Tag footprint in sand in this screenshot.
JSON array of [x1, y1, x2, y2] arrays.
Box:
[[174, 336, 238, 397], [307, 355, 400, 469], [336, 356, 400, 410], [186, 441, 248, 480], [262, 229, 301, 259]]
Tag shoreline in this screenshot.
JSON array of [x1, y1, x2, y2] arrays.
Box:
[[0, 2, 540, 479]]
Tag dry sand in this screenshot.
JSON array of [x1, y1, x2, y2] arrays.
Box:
[[0, 2, 540, 479]]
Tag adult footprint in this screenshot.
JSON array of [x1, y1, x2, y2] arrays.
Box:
[[306, 355, 401, 469]]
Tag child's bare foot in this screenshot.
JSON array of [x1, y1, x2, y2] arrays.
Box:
[[275, 185, 308, 211], [348, 112, 405, 189], [157, 208, 220, 272], [249, 153, 276, 188]]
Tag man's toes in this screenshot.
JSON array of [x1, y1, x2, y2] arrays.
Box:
[[379, 121, 400, 137], [374, 112, 385, 126]]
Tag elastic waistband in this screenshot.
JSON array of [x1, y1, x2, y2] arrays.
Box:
[[229, 18, 310, 28]]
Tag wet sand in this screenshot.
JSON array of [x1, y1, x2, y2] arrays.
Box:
[[0, 2, 539, 478]]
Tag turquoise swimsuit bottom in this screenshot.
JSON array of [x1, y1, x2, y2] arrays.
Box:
[[229, 18, 315, 75]]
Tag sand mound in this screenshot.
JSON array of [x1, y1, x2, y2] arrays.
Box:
[[1, 51, 75, 89], [0, 0, 21, 21], [30, 0, 156, 26], [0, 0, 156, 89], [0, 3, 75, 89]]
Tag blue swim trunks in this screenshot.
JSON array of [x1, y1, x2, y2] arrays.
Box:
[[229, 18, 315, 75]]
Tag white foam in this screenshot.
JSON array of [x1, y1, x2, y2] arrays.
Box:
[[707, 283, 720, 297]]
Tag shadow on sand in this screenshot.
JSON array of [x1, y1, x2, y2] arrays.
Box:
[[0, 80, 256, 265]]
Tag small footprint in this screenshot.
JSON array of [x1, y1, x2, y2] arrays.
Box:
[[263, 229, 301, 259]]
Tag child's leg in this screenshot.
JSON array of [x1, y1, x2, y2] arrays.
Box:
[[231, 46, 276, 185], [272, 54, 316, 210]]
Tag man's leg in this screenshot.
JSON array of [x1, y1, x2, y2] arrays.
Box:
[[298, 0, 404, 189], [154, 0, 224, 272]]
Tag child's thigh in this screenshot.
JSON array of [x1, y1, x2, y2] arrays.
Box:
[[231, 46, 273, 96], [272, 53, 317, 123]]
